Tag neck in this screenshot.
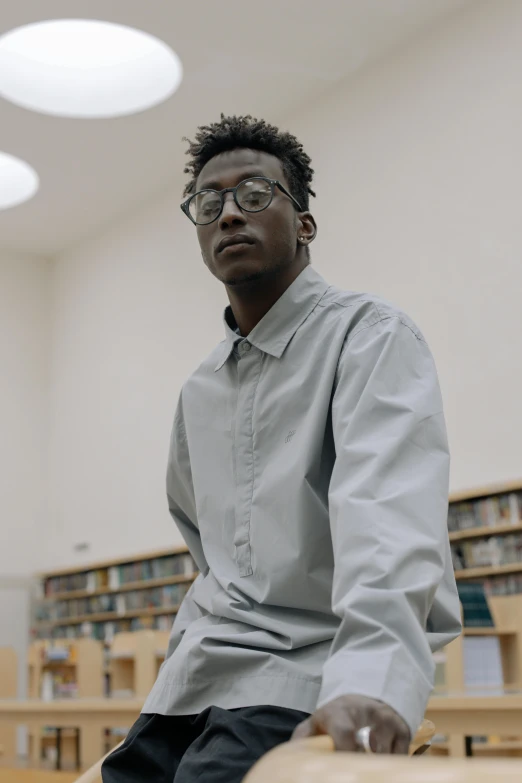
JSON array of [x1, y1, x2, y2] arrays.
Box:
[[227, 258, 309, 336]]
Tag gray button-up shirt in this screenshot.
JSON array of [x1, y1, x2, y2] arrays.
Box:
[[143, 264, 461, 736]]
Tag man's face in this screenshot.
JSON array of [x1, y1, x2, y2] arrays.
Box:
[[194, 148, 303, 287]]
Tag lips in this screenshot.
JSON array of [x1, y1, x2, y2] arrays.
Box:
[[217, 234, 255, 254]]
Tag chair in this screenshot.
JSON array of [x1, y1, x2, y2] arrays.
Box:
[[72, 719, 435, 783]]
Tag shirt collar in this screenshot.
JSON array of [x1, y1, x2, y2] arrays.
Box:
[[214, 265, 330, 371]]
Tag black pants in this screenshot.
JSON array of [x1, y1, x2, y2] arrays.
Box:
[[101, 705, 309, 783]]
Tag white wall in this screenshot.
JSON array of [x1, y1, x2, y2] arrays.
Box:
[[45, 0, 522, 570], [46, 194, 224, 570], [0, 252, 48, 704], [295, 0, 522, 492], [0, 576, 30, 679], [0, 252, 49, 577]]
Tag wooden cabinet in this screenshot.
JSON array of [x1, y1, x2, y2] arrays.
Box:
[[28, 639, 103, 700], [109, 630, 169, 698], [0, 647, 17, 763]]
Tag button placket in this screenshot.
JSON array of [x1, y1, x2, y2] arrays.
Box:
[[233, 344, 259, 577]]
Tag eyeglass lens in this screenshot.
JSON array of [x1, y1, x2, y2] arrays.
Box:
[[189, 178, 272, 224]]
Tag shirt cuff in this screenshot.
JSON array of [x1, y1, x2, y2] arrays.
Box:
[[316, 647, 434, 739]]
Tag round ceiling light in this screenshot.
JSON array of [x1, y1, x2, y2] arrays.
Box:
[[0, 19, 183, 118], [0, 152, 39, 210]]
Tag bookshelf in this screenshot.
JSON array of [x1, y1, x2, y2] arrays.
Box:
[[449, 480, 522, 596], [30, 483, 522, 629], [432, 599, 522, 758], [26, 639, 103, 769], [32, 546, 198, 644], [449, 478, 522, 751], [29, 480, 522, 643], [29, 549, 197, 766], [435, 481, 522, 757]]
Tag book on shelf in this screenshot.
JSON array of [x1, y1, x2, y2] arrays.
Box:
[[463, 636, 504, 690], [108, 553, 194, 588], [34, 548, 198, 642], [38, 582, 191, 623], [114, 584, 190, 616], [451, 533, 522, 571], [45, 571, 89, 596], [448, 491, 521, 533], [484, 573, 522, 596], [43, 552, 197, 597], [44, 644, 77, 663], [457, 583, 495, 627], [86, 569, 109, 591], [39, 611, 180, 642], [40, 669, 78, 700]]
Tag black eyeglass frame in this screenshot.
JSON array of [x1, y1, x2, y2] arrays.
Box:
[[180, 177, 304, 225]]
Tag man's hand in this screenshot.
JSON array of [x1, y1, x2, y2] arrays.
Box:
[[291, 695, 411, 754]]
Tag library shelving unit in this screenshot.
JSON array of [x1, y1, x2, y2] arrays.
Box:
[[29, 548, 197, 768], [433, 479, 522, 757], [432, 624, 522, 758], [27, 638, 103, 769], [31, 546, 198, 646], [28, 482, 522, 761], [28, 638, 104, 700], [448, 478, 522, 626], [32, 480, 520, 644]]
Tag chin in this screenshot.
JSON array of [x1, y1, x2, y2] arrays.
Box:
[[213, 255, 269, 286], [222, 268, 267, 287]]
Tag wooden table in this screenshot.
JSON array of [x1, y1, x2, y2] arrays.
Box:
[[426, 691, 522, 756], [0, 700, 141, 770], [2, 692, 522, 769]]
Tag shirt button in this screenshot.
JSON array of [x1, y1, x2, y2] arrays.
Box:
[[242, 342, 251, 351]]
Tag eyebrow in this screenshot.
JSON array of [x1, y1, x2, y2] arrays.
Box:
[[197, 171, 268, 192]]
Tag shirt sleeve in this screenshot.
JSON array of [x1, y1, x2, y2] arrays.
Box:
[[317, 312, 461, 737], [163, 390, 208, 661]]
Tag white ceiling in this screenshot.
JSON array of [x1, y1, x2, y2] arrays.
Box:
[[0, 0, 470, 258]]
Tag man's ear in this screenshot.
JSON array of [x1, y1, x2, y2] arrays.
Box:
[[298, 212, 317, 244]]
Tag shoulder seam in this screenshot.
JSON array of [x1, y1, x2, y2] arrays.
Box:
[[317, 295, 423, 341], [316, 296, 376, 312], [347, 312, 425, 347]]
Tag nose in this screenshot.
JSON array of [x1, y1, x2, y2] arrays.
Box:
[[219, 191, 247, 230]]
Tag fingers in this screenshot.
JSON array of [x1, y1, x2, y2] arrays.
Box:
[[293, 705, 360, 752], [328, 721, 359, 752], [327, 720, 404, 754], [291, 715, 330, 740], [314, 704, 359, 752], [291, 700, 411, 755], [391, 726, 411, 755], [370, 722, 395, 754], [291, 717, 314, 740], [324, 703, 378, 753], [366, 709, 410, 755]]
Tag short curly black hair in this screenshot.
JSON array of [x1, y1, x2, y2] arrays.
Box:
[[182, 114, 316, 211]]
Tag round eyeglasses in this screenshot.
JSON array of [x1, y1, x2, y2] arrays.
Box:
[[180, 176, 303, 226]]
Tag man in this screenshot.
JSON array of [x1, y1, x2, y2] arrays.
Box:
[[102, 114, 461, 783]]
